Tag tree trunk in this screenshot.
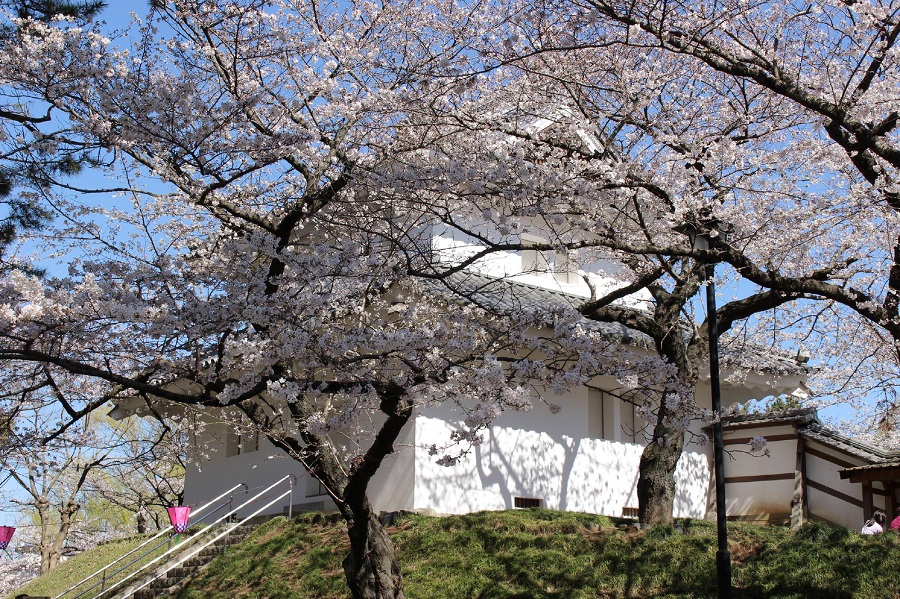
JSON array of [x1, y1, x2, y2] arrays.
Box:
[[261, 383, 412, 599], [136, 510, 148, 534], [637, 408, 685, 525], [342, 502, 405, 599], [37, 499, 52, 574], [47, 500, 79, 570]]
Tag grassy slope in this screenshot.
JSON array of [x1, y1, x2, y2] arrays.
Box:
[[175, 510, 900, 599], [4, 535, 160, 599]]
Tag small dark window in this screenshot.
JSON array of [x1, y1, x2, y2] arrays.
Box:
[[514, 497, 541, 509]]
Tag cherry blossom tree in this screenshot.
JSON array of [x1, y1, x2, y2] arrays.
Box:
[[517, 0, 900, 421], [273, 0, 900, 526], [0, 2, 653, 597], [337, 27, 817, 521], [0, 1, 104, 24], [413, 0, 900, 519], [5, 1, 894, 594], [0, 552, 41, 598], [0, 368, 132, 573]]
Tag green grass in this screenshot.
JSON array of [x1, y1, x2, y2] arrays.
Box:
[[13, 512, 900, 599], [180, 511, 900, 599], [5, 533, 170, 599]]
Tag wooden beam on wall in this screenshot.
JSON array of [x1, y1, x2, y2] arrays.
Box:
[[724, 473, 794, 484], [863, 481, 874, 519], [807, 479, 864, 509], [843, 468, 900, 484], [887, 482, 897, 524], [723, 433, 796, 446], [806, 446, 857, 469]]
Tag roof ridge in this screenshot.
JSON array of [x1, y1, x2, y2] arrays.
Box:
[[802, 421, 899, 460], [721, 407, 818, 426], [444, 271, 588, 303]]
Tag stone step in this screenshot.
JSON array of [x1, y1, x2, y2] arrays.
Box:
[[114, 522, 261, 598], [150, 567, 198, 586]]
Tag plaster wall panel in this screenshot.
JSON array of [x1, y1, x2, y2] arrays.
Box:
[[723, 480, 794, 517], [183, 428, 313, 519], [412, 409, 710, 518], [725, 440, 797, 479], [803, 444, 873, 529]]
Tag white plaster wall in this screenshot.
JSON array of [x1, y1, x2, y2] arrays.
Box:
[[184, 418, 417, 518], [183, 427, 314, 519], [688, 386, 801, 521], [412, 386, 589, 513], [674, 449, 714, 519], [722, 436, 797, 517], [412, 389, 711, 519], [748, 442, 796, 474], [725, 430, 797, 477], [807, 488, 867, 531], [365, 423, 417, 513], [804, 443, 878, 530], [752, 447, 796, 476], [180, 377, 790, 522], [711, 421, 798, 518], [724, 481, 794, 517]]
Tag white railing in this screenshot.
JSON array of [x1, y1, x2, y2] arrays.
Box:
[[122, 488, 292, 598], [95, 475, 295, 599], [55, 483, 248, 599]]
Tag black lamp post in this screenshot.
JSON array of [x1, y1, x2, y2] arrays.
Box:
[[680, 220, 732, 599]]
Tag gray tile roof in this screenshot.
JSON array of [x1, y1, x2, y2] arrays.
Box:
[[427, 271, 809, 375], [721, 407, 819, 429], [719, 407, 899, 476], [841, 458, 900, 478], [840, 460, 900, 477], [801, 422, 899, 463], [719, 343, 812, 376], [427, 271, 651, 346]]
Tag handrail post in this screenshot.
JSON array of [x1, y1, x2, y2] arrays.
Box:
[[236, 482, 248, 522], [288, 475, 296, 519]]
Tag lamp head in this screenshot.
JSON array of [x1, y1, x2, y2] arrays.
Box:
[[675, 212, 731, 250]]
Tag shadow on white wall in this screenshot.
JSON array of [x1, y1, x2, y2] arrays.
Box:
[[415, 415, 710, 518]]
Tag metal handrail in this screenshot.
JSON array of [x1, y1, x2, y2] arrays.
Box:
[[125, 489, 292, 598], [79, 496, 240, 599], [54, 482, 248, 599], [70, 535, 172, 599], [92, 475, 294, 599]]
